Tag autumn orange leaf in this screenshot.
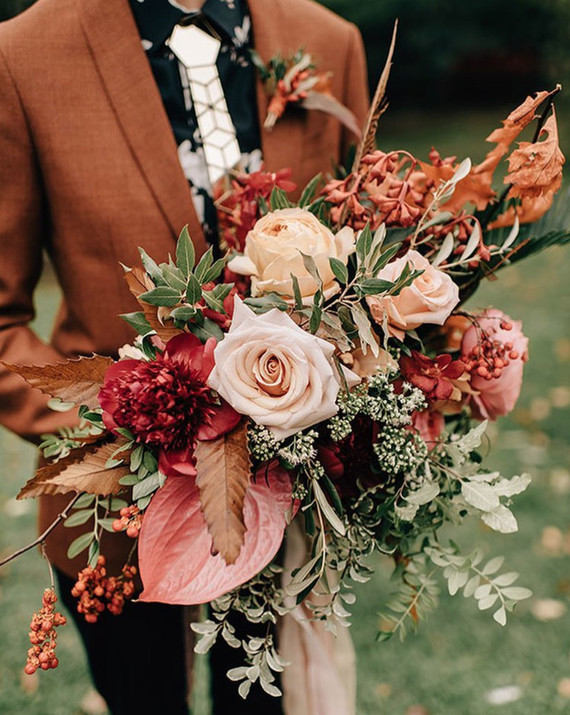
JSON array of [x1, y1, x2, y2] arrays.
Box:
[[17, 438, 131, 500], [194, 422, 252, 565], [124, 266, 182, 342], [478, 88, 560, 184], [2, 355, 114, 409], [505, 110, 565, 201]]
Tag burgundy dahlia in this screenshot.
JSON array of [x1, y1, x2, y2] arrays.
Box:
[[99, 334, 240, 475]]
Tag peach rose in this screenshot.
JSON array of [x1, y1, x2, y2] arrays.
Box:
[[366, 250, 459, 340], [207, 297, 360, 440], [227, 208, 355, 301], [461, 309, 528, 420]]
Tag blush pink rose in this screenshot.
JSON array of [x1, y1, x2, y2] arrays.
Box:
[[366, 250, 459, 340], [461, 309, 528, 420]]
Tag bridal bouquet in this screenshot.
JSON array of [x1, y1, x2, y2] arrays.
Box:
[[5, 55, 568, 696]]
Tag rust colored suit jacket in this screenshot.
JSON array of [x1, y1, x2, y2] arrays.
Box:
[[0, 0, 369, 578]]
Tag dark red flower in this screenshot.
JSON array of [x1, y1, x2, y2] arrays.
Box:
[[317, 416, 382, 499], [400, 351, 466, 403], [99, 334, 240, 476]]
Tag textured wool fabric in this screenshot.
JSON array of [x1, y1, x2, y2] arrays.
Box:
[[0, 0, 368, 577]]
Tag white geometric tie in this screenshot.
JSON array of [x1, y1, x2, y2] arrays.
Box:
[[168, 23, 242, 185]]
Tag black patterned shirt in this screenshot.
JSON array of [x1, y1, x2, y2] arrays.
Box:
[[128, 0, 262, 245]]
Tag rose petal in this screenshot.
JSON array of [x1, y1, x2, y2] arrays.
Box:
[[138, 463, 292, 604]]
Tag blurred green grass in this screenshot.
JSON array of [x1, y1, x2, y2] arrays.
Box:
[[0, 109, 569, 714]]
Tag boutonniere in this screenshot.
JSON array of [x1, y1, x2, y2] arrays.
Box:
[[252, 49, 361, 136]]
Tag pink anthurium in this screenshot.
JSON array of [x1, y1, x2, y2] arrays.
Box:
[[138, 463, 292, 604]]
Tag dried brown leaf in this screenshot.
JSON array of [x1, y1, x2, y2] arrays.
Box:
[[2, 355, 114, 409], [124, 267, 182, 342], [18, 438, 130, 499], [194, 422, 251, 565], [478, 88, 560, 183], [506, 110, 565, 200]]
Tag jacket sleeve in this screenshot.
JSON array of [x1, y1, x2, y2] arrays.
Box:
[[340, 23, 370, 162], [0, 47, 79, 443]]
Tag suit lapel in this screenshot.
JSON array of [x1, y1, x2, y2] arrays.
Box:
[[247, 0, 305, 185], [77, 0, 207, 256]]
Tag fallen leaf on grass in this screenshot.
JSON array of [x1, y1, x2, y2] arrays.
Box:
[[557, 678, 570, 699]]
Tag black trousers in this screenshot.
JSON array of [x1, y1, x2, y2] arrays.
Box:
[[56, 569, 284, 715]]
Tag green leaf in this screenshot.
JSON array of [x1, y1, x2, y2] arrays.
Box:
[[405, 482, 440, 506], [355, 224, 373, 264], [99, 517, 119, 533], [299, 252, 322, 289], [176, 225, 196, 276], [186, 274, 202, 305], [269, 187, 292, 211], [67, 531, 94, 559], [202, 318, 225, 341], [133, 472, 163, 500], [119, 474, 140, 486], [329, 257, 349, 285], [139, 247, 165, 285], [64, 509, 94, 528], [201, 257, 227, 285], [143, 450, 158, 473], [462, 482, 500, 512], [313, 479, 345, 536], [170, 306, 197, 323], [290, 274, 303, 310], [501, 586, 532, 601], [74, 493, 96, 509], [299, 173, 322, 207], [87, 539, 101, 567], [161, 264, 187, 292], [130, 445, 144, 472], [350, 303, 379, 357], [244, 294, 289, 313], [309, 304, 322, 334], [211, 283, 234, 302], [194, 247, 214, 284], [120, 312, 153, 336], [371, 244, 400, 275], [107, 498, 128, 512], [139, 286, 181, 307], [321, 474, 344, 516], [202, 290, 224, 313], [357, 278, 394, 295]]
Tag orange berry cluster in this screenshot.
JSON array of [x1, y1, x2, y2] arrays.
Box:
[[24, 588, 66, 675], [71, 556, 137, 623], [464, 321, 521, 381], [112, 505, 143, 538]]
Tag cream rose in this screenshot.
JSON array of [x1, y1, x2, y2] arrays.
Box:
[[366, 250, 459, 340], [207, 297, 360, 440], [227, 208, 355, 301]]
